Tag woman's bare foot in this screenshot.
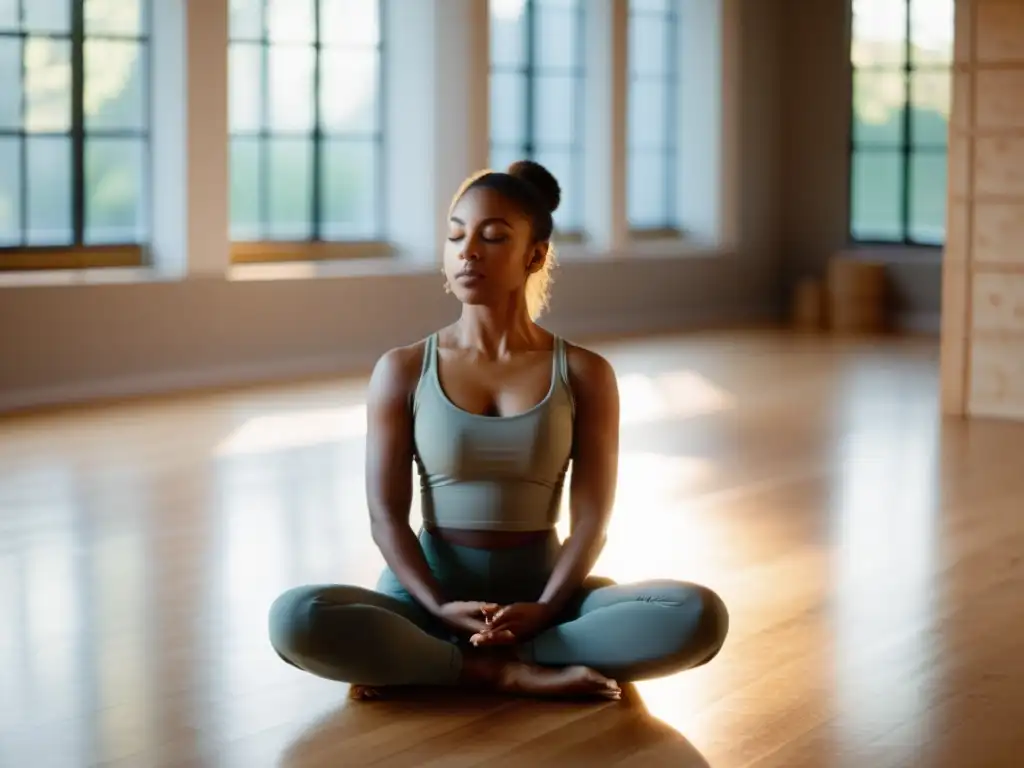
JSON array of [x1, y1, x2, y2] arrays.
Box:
[[461, 652, 619, 700], [498, 662, 621, 700], [349, 684, 385, 701]]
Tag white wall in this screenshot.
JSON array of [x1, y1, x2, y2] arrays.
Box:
[[0, 0, 782, 412]]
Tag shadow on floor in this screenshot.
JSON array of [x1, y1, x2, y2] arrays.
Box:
[[279, 684, 711, 767]]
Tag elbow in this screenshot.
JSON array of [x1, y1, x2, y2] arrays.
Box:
[[369, 512, 405, 548]]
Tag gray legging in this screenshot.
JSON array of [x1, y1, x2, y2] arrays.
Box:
[[268, 529, 729, 686]]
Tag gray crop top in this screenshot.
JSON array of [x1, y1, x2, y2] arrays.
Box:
[[411, 333, 575, 532]]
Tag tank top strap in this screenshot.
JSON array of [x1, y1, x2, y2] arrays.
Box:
[[412, 333, 438, 414], [420, 333, 438, 379], [553, 335, 575, 414]]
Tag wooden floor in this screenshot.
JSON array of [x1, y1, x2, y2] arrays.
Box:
[[2, 330, 1023, 768]]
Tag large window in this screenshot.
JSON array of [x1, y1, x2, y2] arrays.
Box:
[[228, 0, 384, 245], [0, 0, 150, 263], [626, 0, 678, 232], [849, 0, 953, 245], [489, 0, 585, 234]]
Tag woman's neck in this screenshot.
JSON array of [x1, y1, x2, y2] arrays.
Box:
[[455, 301, 542, 357]]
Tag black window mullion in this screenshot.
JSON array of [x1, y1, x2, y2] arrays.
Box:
[[524, 0, 535, 158], [259, 0, 269, 240], [901, 0, 912, 243], [71, 0, 85, 245], [375, 0, 386, 240], [665, 3, 677, 229], [18, 0, 27, 245], [312, 0, 322, 242]]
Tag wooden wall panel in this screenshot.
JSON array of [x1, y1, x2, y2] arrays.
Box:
[[943, 0, 1024, 421]]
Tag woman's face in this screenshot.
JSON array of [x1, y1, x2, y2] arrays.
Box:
[[443, 187, 545, 308]]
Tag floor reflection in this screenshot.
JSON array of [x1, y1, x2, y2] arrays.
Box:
[[830, 366, 941, 764]]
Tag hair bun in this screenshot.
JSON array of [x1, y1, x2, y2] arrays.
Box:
[[507, 160, 561, 214]]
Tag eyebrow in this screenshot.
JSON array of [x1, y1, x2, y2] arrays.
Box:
[[449, 216, 513, 228]]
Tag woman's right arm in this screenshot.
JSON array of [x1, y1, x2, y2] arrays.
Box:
[[365, 345, 447, 616]]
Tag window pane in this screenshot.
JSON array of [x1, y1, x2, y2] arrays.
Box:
[[490, 71, 526, 146], [0, 0, 17, 30], [229, 43, 263, 132], [25, 38, 72, 132], [320, 49, 378, 135], [629, 79, 669, 149], [852, 0, 907, 68], [630, 0, 670, 13], [533, 148, 578, 232], [535, 4, 579, 71], [321, 0, 380, 46], [0, 137, 20, 246], [85, 0, 145, 37], [24, 0, 71, 34], [533, 74, 575, 146], [911, 0, 953, 65], [230, 138, 262, 240], [850, 150, 903, 241], [26, 136, 72, 245], [267, 138, 312, 239], [629, 14, 670, 77], [85, 40, 146, 131], [910, 71, 950, 148], [268, 45, 314, 131], [85, 137, 147, 244], [909, 152, 946, 244], [0, 38, 21, 130], [230, 0, 263, 40], [490, 0, 527, 69], [321, 139, 378, 239], [852, 70, 905, 147], [489, 143, 524, 173], [267, 0, 314, 44], [628, 149, 670, 229]]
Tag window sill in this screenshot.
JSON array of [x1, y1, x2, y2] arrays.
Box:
[[623, 230, 718, 259], [230, 240, 394, 265], [0, 244, 145, 272], [0, 245, 163, 288], [229, 253, 437, 282], [0, 266, 176, 289]]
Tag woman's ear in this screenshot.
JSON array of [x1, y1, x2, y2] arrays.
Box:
[[526, 242, 548, 274]]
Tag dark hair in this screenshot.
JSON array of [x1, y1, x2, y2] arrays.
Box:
[[462, 160, 562, 242]]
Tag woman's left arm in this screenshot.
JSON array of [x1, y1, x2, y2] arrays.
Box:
[[536, 346, 620, 613]]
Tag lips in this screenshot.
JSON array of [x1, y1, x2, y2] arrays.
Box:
[[457, 270, 484, 281]]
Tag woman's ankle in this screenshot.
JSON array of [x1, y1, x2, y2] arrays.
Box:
[[458, 647, 516, 688]]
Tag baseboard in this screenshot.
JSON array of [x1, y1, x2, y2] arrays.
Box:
[[0, 305, 779, 414]]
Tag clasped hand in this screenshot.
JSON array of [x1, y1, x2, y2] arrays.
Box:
[[435, 601, 556, 646]]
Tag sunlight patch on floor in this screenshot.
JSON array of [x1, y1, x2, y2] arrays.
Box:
[[215, 405, 367, 456], [618, 370, 735, 426]]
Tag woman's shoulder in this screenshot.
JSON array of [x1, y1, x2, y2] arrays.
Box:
[[562, 340, 617, 392], [368, 336, 433, 402]]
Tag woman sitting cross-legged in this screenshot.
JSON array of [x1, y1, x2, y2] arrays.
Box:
[[268, 160, 729, 700]]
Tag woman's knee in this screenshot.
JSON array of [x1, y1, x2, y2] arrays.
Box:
[[647, 580, 729, 667], [268, 585, 326, 662]]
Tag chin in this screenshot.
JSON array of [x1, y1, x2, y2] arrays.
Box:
[[453, 287, 492, 305]]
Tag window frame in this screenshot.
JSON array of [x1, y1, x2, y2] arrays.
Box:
[[626, 0, 680, 236], [488, 0, 587, 238], [227, 0, 389, 263], [847, 0, 951, 249], [0, 0, 150, 271]]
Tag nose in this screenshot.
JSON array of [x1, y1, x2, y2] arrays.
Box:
[[459, 235, 480, 261]]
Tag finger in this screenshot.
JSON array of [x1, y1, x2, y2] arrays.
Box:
[[480, 604, 503, 620], [470, 629, 516, 646]]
